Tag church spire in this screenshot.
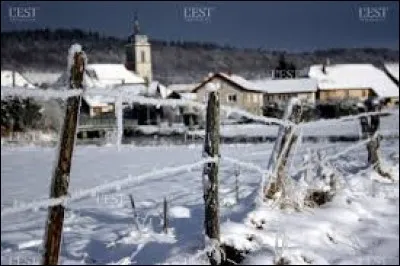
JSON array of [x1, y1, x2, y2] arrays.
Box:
[[133, 11, 140, 35]]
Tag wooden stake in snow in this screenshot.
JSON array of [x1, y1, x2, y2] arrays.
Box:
[[129, 194, 140, 232], [202, 91, 220, 242], [163, 197, 168, 234], [264, 99, 303, 201], [42, 46, 85, 265], [234, 166, 240, 204]]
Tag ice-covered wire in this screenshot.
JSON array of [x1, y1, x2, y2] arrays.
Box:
[[1, 87, 82, 100], [1, 87, 291, 127], [222, 156, 270, 176], [1, 157, 218, 217], [299, 110, 398, 129]]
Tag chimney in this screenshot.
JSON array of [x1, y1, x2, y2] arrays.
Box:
[[227, 69, 232, 76], [322, 58, 330, 74]]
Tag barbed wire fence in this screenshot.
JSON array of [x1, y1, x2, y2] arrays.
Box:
[[1, 73, 399, 264]]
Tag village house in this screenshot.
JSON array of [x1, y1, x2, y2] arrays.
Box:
[[192, 72, 265, 116], [167, 83, 199, 94], [55, 63, 147, 117], [309, 63, 399, 106]]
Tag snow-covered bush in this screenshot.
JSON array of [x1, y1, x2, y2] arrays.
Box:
[[280, 149, 341, 210]]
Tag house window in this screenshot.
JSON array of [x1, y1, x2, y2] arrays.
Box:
[[227, 94, 237, 103], [141, 51, 145, 63]]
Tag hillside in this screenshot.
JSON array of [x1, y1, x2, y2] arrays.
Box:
[[1, 29, 399, 84]]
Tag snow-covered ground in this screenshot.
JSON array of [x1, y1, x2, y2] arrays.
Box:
[[1, 133, 399, 264]]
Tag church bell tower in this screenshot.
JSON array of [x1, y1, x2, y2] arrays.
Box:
[[125, 13, 152, 83]]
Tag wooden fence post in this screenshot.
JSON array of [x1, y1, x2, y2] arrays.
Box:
[[163, 197, 168, 234], [234, 166, 240, 204], [202, 91, 221, 242], [129, 194, 140, 232], [359, 101, 392, 180], [42, 46, 85, 265], [264, 99, 303, 201]]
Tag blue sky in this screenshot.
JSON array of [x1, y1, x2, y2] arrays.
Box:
[[1, 1, 399, 52]]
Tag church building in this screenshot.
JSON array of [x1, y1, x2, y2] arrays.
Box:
[[125, 13, 153, 84]]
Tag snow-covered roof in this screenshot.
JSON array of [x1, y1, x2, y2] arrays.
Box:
[[86, 64, 145, 85], [250, 78, 318, 94], [384, 63, 399, 82], [1, 70, 36, 89], [194, 72, 316, 94], [83, 84, 147, 107], [309, 64, 399, 98], [21, 72, 62, 85], [167, 83, 199, 93], [193, 72, 264, 93], [55, 64, 145, 89], [218, 73, 262, 92]]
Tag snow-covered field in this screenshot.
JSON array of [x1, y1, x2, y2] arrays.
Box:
[[1, 133, 399, 264]]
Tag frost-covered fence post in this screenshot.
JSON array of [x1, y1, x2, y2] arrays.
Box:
[[234, 166, 240, 204], [264, 99, 303, 201], [202, 90, 222, 265], [359, 101, 392, 180], [203, 91, 220, 241], [163, 197, 168, 234], [129, 194, 140, 232], [42, 44, 86, 265]]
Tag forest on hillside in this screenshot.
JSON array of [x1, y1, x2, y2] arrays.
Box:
[[1, 29, 399, 84]]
